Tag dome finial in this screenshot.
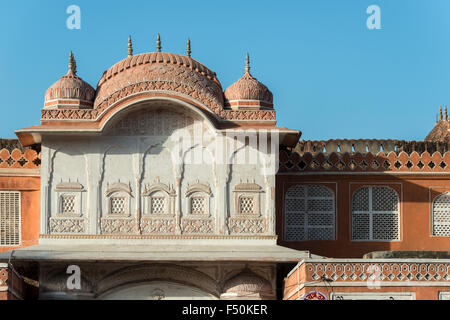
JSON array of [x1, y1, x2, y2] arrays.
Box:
[[68, 51, 77, 74], [128, 35, 133, 57], [245, 52, 250, 74], [186, 38, 191, 57], [156, 33, 162, 52]]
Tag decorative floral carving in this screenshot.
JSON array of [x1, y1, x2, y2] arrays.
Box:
[[49, 217, 85, 234], [140, 217, 175, 234], [106, 107, 199, 136], [228, 217, 266, 234], [181, 218, 214, 234], [100, 217, 137, 234]]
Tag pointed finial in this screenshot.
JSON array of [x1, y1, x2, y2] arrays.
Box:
[[156, 33, 161, 52], [186, 38, 191, 57], [439, 106, 443, 121], [245, 52, 250, 74], [445, 106, 448, 121], [128, 35, 133, 57], [68, 51, 77, 74]]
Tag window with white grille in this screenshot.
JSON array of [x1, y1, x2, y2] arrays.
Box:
[[151, 196, 166, 214], [0, 191, 20, 246], [239, 196, 255, 215], [352, 186, 400, 241], [61, 194, 76, 214], [190, 196, 206, 215], [432, 192, 450, 236], [284, 185, 335, 241], [110, 196, 126, 214]]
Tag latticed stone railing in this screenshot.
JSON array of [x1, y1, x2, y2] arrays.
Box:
[[304, 260, 450, 283], [0, 148, 41, 169], [281, 140, 450, 173]]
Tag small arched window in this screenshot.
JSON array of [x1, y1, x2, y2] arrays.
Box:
[[105, 182, 132, 216], [352, 186, 400, 241], [185, 183, 211, 216], [142, 181, 176, 216], [284, 184, 335, 241], [432, 192, 450, 236]]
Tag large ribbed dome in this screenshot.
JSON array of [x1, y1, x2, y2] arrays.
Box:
[[224, 54, 273, 108], [93, 51, 224, 115], [44, 52, 95, 108]]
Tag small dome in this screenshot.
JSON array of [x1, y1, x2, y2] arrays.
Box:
[[44, 52, 95, 109], [224, 53, 273, 108]]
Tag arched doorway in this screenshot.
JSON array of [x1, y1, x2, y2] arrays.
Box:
[[100, 281, 218, 300]]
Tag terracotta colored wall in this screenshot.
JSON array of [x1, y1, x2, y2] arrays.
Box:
[[0, 175, 40, 253], [276, 174, 450, 258], [286, 285, 447, 300], [283, 262, 450, 300]]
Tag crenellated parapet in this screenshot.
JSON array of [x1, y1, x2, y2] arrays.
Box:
[[294, 139, 450, 156], [280, 140, 450, 173]]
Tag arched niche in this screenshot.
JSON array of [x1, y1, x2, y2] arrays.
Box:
[[99, 281, 218, 300], [221, 270, 274, 300], [95, 264, 219, 299]]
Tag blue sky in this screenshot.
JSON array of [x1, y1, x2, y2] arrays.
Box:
[[1, 0, 449, 140]]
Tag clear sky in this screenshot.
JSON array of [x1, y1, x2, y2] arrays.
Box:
[[1, 0, 449, 140]]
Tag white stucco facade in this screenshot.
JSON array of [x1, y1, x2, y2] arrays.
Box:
[[40, 99, 276, 239]]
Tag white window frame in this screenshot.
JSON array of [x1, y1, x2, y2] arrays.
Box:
[[0, 191, 21, 247], [142, 181, 176, 217], [432, 192, 450, 236], [352, 186, 400, 241], [105, 182, 132, 217], [185, 183, 212, 217], [284, 184, 335, 241], [233, 183, 262, 217], [55, 181, 84, 217]]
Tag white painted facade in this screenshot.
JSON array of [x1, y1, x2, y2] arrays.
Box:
[[40, 100, 276, 238]]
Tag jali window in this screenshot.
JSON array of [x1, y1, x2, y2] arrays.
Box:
[[352, 186, 400, 241], [61, 194, 76, 214], [284, 185, 335, 241], [110, 196, 127, 214], [432, 192, 450, 236], [0, 191, 20, 246], [151, 195, 166, 214]]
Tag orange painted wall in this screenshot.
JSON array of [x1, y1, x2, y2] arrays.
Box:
[[286, 284, 447, 300], [283, 263, 449, 300], [276, 174, 450, 258], [0, 175, 40, 253]]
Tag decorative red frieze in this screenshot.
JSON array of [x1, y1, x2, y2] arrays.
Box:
[[279, 150, 450, 173], [0, 149, 41, 169], [305, 261, 450, 282]]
